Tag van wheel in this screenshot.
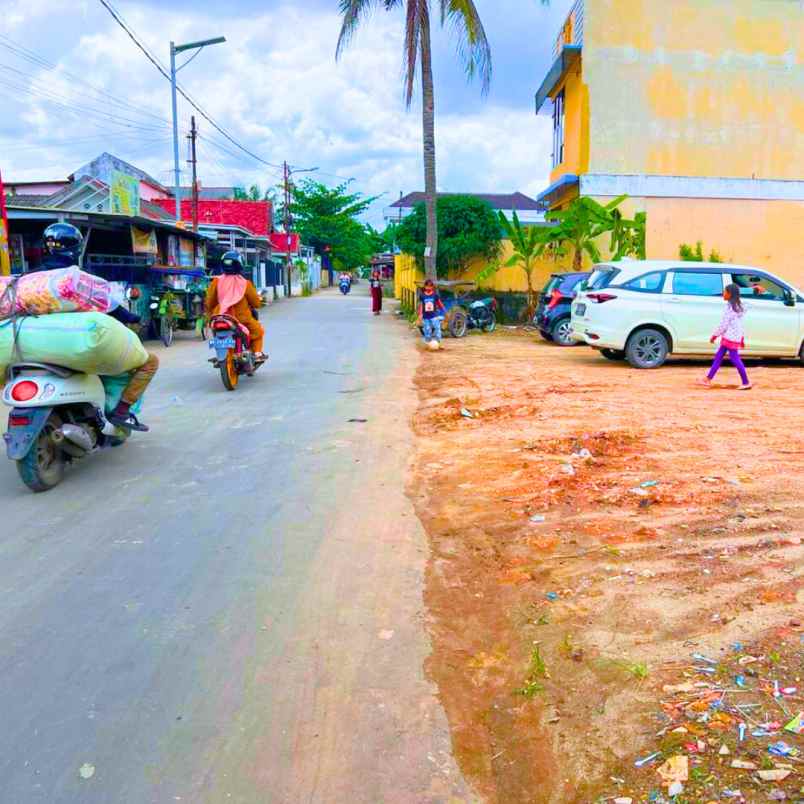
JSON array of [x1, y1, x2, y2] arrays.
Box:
[[600, 348, 626, 361], [16, 414, 65, 492], [625, 328, 669, 369]]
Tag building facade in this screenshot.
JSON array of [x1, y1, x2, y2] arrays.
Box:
[[534, 0, 804, 283]]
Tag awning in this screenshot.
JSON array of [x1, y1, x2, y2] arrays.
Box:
[[535, 174, 579, 210], [534, 45, 581, 114]]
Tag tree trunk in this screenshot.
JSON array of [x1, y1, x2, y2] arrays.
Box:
[[573, 242, 583, 271], [419, 6, 438, 281]]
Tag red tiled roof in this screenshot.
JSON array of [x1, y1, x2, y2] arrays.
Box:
[[151, 198, 272, 236]]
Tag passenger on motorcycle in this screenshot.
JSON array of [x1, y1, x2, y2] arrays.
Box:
[[42, 223, 158, 433], [204, 250, 265, 360]]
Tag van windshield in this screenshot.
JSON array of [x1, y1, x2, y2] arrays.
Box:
[[584, 267, 620, 290]]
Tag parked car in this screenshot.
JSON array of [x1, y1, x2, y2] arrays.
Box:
[[534, 271, 590, 346], [570, 260, 804, 369]]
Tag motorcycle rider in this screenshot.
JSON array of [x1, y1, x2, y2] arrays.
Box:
[[41, 223, 158, 433], [204, 250, 265, 360]]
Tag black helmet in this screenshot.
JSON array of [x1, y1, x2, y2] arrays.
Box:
[[220, 250, 244, 275], [43, 223, 83, 266]]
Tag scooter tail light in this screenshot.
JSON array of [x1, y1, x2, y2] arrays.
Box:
[[587, 293, 618, 304], [9, 414, 33, 426], [10, 381, 39, 402], [213, 321, 232, 331]]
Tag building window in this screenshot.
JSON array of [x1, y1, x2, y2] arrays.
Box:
[[552, 90, 565, 168]]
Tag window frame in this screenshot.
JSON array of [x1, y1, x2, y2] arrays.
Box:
[[552, 89, 565, 169], [729, 271, 791, 304], [616, 270, 667, 294]]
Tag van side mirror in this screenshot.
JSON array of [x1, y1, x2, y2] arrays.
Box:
[[783, 289, 796, 307]]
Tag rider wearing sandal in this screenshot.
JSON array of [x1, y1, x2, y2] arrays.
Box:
[[204, 251, 266, 361]]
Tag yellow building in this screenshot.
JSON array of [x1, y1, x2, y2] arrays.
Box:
[[534, 0, 804, 285]]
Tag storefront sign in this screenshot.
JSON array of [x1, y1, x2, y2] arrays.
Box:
[[0, 170, 10, 276], [110, 170, 141, 217], [131, 225, 157, 255]]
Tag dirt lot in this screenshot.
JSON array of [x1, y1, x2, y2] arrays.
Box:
[[409, 330, 803, 803]]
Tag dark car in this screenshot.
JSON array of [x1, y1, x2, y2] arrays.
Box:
[[534, 271, 590, 346]]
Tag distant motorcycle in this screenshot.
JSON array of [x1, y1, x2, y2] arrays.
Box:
[[208, 314, 264, 391], [339, 276, 352, 295]]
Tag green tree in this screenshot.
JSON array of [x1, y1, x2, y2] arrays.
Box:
[[547, 195, 643, 270], [290, 179, 379, 271], [478, 211, 554, 319], [232, 184, 276, 202], [337, 0, 493, 280], [395, 195, 502, 278]]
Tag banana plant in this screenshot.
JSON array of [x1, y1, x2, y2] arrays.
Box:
[[478, 210, 554, 319], [547, 195, 634, 270]]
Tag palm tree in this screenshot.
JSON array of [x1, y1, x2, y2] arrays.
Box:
[[337, 0, 492, 280]]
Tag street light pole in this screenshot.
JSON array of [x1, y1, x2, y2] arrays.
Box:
[[169, 35, 226, 226], [170, 42, 181, 223]]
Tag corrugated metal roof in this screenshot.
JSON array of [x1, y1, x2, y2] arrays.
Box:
[[390, 191, 542, 211]]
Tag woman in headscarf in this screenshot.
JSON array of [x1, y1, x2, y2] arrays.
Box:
[[369, 268, 383, 315], [205, 250, 266, 360]]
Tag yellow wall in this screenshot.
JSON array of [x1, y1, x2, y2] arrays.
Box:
[[549, 59, 590, 185], [394, 243, 573, 304], [583, 0, 804, 179], [607, 196, 804, 287]]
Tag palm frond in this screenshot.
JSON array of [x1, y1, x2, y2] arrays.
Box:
[[439, 0, 492, 94], [336, 0, 381, 59], [403, 0, 424, 106]]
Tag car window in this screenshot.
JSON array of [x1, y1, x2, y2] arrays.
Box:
[[586, 268, 620, 290], [730, 273, 788, 302], [541, 276, 561, 295], [672, 271, 724, 296], [621, 271, 665, 293]]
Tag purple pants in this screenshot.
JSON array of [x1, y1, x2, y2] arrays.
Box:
[[707, 345, 749, 385]]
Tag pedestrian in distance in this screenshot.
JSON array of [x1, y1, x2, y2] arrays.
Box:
[[417, 278, 446, 351], [701, 282, 752, 390], [370, 268, 383, 315]]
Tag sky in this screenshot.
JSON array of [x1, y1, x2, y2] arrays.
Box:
[[1, 0, 572, 226]]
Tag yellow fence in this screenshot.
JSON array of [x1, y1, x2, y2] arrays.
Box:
[[395, 242, 573, 306]]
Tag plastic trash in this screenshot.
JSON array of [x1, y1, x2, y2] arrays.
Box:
[[530, 514, 546, 524], [668, 781, 684, 798], [634, 751, 661, 768], [460, 408, 474, 418], [768, 741, 798, 758], [657, 755, 688, 785], [783, 712, 803, 734], [757, 769, 791, 781]]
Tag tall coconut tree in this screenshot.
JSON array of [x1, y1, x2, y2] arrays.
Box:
[[337, 0, 492, 280]]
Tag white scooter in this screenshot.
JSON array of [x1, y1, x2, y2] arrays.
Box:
[[2, 363, 130, 492]]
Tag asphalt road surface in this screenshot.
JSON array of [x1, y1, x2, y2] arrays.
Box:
[[0, 287, 471, 803]]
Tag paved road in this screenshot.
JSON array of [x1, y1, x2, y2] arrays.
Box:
[[0, 288, 471, 803]]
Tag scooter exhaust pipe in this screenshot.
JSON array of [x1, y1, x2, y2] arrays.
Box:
[[51, 424, 95, 454]]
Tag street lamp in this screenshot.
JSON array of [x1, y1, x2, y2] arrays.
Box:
[[170, 36, 226, 223]]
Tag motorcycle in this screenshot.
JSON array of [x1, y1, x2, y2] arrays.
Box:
[[2, 363, 132, 492], [339, 277, 351, 295], [208, 314, 264, 391], [466, 298, 498, 333]]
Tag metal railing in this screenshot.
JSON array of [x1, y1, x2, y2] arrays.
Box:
[[554, 0, 584, 57]]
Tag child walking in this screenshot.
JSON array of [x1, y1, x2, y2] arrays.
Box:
[[702, 283, 751, 390]]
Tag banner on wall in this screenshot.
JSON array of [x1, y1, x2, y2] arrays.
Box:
[[110, 171, 141, 217], [179, 237, 194, 267], [0, 169, 10, 276], [131, 226, 157, 255]]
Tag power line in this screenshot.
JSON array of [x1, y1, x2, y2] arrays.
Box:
[[96, 0, 284, 171], [0, 34, 170, 126]]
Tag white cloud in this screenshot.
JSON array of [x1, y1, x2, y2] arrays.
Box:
[[1, 0, 555, 225]]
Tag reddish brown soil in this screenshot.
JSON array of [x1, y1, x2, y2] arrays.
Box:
[[409, 331, 804, 803]]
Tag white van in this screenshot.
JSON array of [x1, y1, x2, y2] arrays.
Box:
[[570, 261, 804, 368]]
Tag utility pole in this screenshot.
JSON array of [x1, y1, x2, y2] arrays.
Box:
[[280, 162, 318, 298], [187, 115, 199, 232], [283, 160, 292, 297]]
